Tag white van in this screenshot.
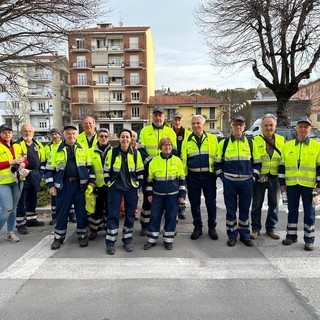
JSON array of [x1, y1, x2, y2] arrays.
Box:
[[244, 118, 262, 137]]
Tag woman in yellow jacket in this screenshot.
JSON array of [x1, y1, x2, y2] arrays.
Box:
[[0, 125, 27, 243], [143, 137, 186, 250]]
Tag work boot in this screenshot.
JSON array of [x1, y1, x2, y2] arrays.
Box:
[[107, 244, 115, 255], [208, 227, 218, 240], [250, 231, 260, 239], [266, 231, 280, 240], [282, 238, 297, 246], [51, 241, 61, 250], [190, 226, 203, 240], [79, 236, 88, 248]]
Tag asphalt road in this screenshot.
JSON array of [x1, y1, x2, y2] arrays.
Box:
[[1, 180, 320, 320]]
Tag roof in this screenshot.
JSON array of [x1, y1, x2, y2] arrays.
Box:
[[149, 95, 228, 105], [70, 26, 150, 34]]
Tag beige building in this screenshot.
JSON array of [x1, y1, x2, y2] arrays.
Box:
[[68, 23, 155, 136], [148, 93, 230, 132]]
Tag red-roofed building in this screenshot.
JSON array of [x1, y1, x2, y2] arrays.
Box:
[[148, 93, 230, 132]]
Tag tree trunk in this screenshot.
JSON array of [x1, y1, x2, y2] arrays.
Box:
[[276, 98, 290, 126]]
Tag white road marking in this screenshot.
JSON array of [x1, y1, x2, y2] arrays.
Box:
[[1, 234, 320, 280]]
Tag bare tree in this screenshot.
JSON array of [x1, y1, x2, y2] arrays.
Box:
[[195, 0, 320, 125]]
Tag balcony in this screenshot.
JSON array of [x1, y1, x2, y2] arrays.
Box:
[[73, 80, 92, 87], [125, 61, 144, 69], [124, 44, 144, 51], [27, 90, 53, 98], [28, 73, 53, 82], [72, 60, 89, 69], [70, 44, 90, 52]]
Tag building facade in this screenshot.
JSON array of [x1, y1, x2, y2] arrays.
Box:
[[148, 93, 230, 133], [68, 23, 154, 137], [0, 56, 70, 136]]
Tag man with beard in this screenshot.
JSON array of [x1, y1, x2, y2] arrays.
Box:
[[15, 123, 46, 234]]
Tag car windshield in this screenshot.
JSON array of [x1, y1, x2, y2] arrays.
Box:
[[309, 128, 320, 138]]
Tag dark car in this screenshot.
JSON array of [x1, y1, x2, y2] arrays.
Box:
[[275, 126, 320, 141]]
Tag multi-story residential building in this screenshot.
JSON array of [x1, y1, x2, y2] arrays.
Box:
[[68, 23, 154, 136], [292, 79, 320, 127], [0, 56, 71, 136], [148, 93, 230, 133]]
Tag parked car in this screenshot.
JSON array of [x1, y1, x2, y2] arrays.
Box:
[[208, 131, 224, 141], [34, 135, 51, 143], [309, 127, 320, 142], [274, 127, 297, 141]]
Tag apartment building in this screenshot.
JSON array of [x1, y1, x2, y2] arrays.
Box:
[[68, 23, 155, 136], [0, 56, 70, 136]]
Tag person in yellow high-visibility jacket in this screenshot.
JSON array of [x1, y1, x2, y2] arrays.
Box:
[[279, 117, 320, 251]]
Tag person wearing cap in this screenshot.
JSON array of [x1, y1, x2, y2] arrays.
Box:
[[15, 123, 46, 235], [215, 115, 261, 247], [77, 116, 98, 150], [172, 111, 191, 219], [45, 124, 95, 250], [0, 124, 28, 243], [181, 115, 219, 241], [88, 128, 112, 240], [138, 106, 177, 236], [250, 114, 285, 240], [45, 128, 76, 225], [279, 117, 320, 251], [104, 129, 144, 255]]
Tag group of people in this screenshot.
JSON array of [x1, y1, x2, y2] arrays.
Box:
[[0, 111, 319, 254]]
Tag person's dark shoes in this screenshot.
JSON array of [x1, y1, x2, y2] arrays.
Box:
[[190, 226, 203, 240], [140, 228, 147, 236], [124, 243, 134, 252], [49, 219, 56, 226], [27, 220, 45, 227], [51, 241, 61, 250], [208, 227, 219, 240], [164, 243, 173, 250], [68, 217, 77, 223], [107, 244, 115, 255], [88, 232, 97, 241], [282, 237, 297, 246], [79, 237, 88, 248], [304, 243, 314, 251], [18, 227, 29, 235], [143, 242, 156, 250], [178, 213, 186, 220], [240, 238, 253, 247], [227, 238, 237, 247]]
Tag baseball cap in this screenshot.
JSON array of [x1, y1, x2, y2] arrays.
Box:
[[173, 112, 183, 118], [153, 106, 164, 114], [0, 124, 13, 132], [232, 115, 245, 123], [50, 128, 62, 136], [297, 117, 312, 126], [63, 124, 77, 131]]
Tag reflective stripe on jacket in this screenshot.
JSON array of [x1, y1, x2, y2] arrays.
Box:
[[181, 132, 218, 174], [146, 153, 186, 198], [279, 138, 320, 188], [45, 141, 95, 191]]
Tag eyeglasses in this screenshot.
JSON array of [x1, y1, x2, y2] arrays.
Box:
[[99, 135, 109, 138]]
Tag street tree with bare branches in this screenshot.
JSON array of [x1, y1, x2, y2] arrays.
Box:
[[0, 0, 109, 125], [195, 0, 320, 125]]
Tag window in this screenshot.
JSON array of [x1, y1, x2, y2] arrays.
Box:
[[110, 56, 121, 66], [98, 73, 108, 84], [129, 37, 139, 49], [97, 38, 106, 49], [132, 123, 143, 133], [100, 123, 110, 130], [209, 122, 215, 129], [114, 123, 123, 135], [209, 108, 215, 119], [132, 107, 140, 118], [131, 91, 140, 101], [77, 73, 87, 85], [78, 91, 88, 102], [129, 55, 139, 67], [39, 121, 47, 129], [195, 107, 201, 115], [76, 39, 85, 49], [130, 73, 139, 85], [317, 114, 320, 122], [113, 92, 122, 101], [98, 91, 108, 101], [38, 102, 46, 112], [12, 101, 19, 110], [76, 56, 87, 68], [79, 107, 87, 118]]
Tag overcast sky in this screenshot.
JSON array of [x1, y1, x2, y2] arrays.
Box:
[[103, 0, 262, 92]]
